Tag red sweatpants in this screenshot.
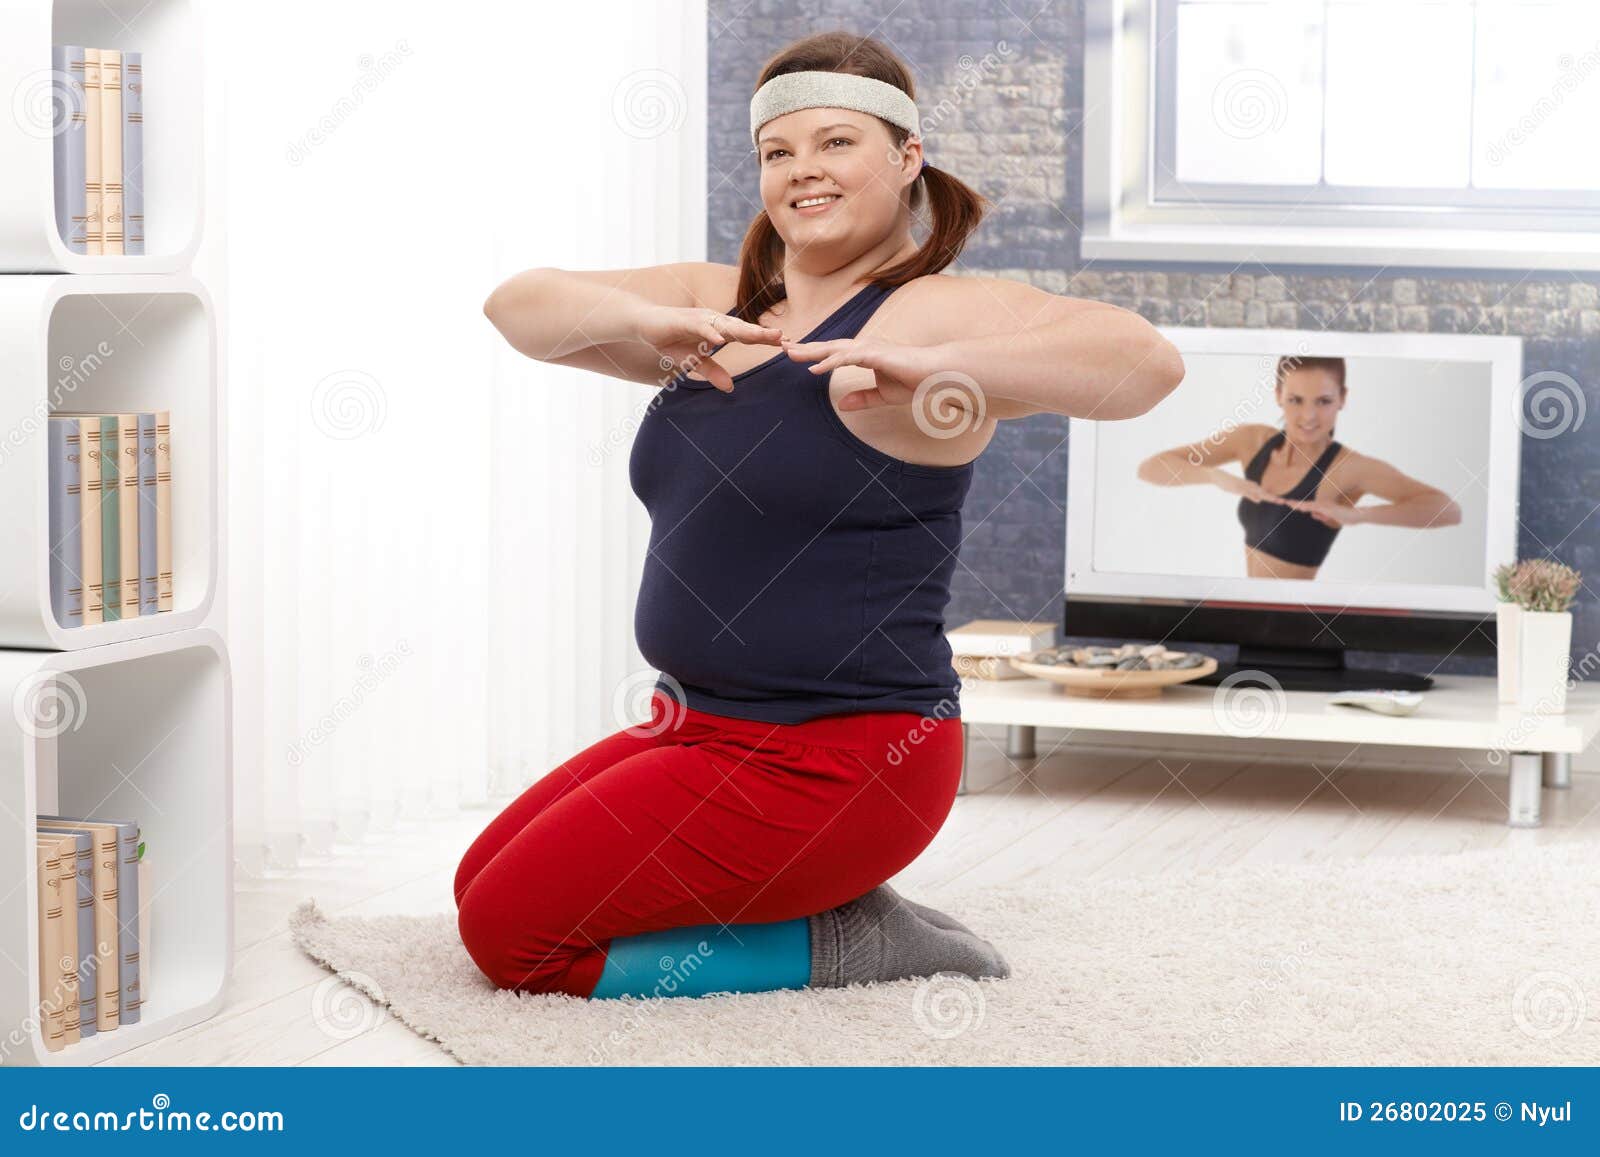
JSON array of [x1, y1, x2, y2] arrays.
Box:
[[453, 688, 964, 997]]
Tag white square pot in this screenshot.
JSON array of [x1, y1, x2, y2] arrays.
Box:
[[1496, 601, 1520, 705], [1516, 610, 1572, 715]]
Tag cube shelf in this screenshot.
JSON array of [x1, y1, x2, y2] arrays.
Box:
[[0, 274, 218, 649], [0, 0, 203, 273], [0, 628, 232, 1067], [0, 0, 232, 1070]]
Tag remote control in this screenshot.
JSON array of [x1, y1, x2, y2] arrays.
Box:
[[1327, 689, 1425, 716]]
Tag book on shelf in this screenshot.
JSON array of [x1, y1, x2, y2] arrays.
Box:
[[36, 816, 146, 1049], [953, 654, 1028, 681], [52, 47, 88, 252], [101, 50, 124, 256], [38, 828, 98, 1040], [139, 412, 159, 615], [123, 52, 145, 254], [53, 45, 146, 255], [949, 619, 1060, 658], [48, 411, 173, 629], [84, 48, 102, 254], [32, 835, 80, 1052], [949, 619, 1060, 679]]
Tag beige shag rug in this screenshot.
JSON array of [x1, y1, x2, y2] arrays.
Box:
[[288, 840, 1600, 1065]]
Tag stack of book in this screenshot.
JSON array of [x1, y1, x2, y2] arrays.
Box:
[[52, 45, 145, 255], [949, 619, 1061, 680], [33, 816, 150, 1055], [48, 412, 174, 628]]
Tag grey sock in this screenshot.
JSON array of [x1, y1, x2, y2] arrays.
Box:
[[808, 885, 1010, 989], [867, 882, 977, 938]]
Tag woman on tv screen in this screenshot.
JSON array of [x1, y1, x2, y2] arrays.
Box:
[[1136, 355, 1462, 579]]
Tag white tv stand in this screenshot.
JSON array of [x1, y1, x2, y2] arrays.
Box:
[[958, 673, 1600, 827]]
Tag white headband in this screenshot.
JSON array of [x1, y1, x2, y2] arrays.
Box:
[[750, 70, 920, 147]]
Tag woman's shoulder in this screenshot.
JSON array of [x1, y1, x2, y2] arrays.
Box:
[[885, 271, 1042, 312], [1234, 423, 1278, 456], [878, 272, 1120, 340], [659, 262, 740, 311]]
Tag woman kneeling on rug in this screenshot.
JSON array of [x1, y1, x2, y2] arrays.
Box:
[[458, 31, 1185, 999]]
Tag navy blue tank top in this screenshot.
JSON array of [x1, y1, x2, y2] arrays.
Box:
[[627, 282, 975, 723], [1236, 429, 1345, 567]]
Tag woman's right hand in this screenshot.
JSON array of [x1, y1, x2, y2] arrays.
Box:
[[1208, 468, 1285, 506], [634, 304, 784, 393]]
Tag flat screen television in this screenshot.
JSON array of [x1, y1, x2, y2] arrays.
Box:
[[1064, 327, 1525, 691]]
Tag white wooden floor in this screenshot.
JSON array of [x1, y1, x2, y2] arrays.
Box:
[[103, 730, 1600, 1066]]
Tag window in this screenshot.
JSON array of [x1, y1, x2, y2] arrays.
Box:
[[1083, 0, 1600, 270]]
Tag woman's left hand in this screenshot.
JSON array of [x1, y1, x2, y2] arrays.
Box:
[[781, 337, 951, 412], [1285, 499, 1365, 527]]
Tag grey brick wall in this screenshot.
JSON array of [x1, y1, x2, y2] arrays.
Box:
[[708, 0, 1598, 675]]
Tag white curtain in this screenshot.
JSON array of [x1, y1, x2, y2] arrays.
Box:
[[199, 1, 708, 873]]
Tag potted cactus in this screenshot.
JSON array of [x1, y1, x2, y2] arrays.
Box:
[[1493, 559, 1581, 713]]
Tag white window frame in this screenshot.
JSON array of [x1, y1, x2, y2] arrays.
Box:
[[1083, 0, 1600, 271]]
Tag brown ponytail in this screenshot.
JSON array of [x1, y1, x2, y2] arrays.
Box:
[[732, 32, 989, 324]]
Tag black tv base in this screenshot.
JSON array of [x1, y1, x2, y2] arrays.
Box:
[[1186, 645, 1436, 693]]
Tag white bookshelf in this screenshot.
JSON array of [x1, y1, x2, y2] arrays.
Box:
[[0, 0, 229, 1068], [0, 275, 218, 649], [0, 0, 203, 273], [0, 631, 232, 1066]]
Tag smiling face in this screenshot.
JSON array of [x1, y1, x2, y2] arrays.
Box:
[[755, 105, 921, 271], [1276, 365, 1346, 448]]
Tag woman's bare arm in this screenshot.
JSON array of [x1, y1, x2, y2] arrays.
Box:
[[1331, 457, 1459, 528], [891, 276, 1186, 420], [482, 263, 740, 383], [1136, 424, 1282, 503]]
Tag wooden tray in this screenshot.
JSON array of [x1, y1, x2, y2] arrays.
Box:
[[1010, 654, 1219, 699]]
